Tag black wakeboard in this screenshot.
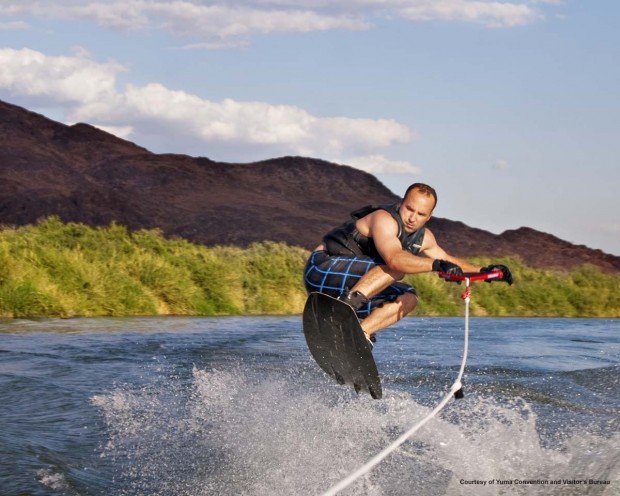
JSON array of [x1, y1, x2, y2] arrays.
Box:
[[302, 292, 382, 399]]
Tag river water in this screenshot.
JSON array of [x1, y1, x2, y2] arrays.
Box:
[[0, 316, 618, 495]]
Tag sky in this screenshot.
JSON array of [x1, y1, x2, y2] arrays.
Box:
[[0, 1, 618, 255]]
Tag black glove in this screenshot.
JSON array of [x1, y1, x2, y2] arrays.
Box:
[[432, 259, 463, 277], [480, 264, 513, 285]]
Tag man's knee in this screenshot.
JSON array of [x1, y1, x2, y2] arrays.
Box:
[[382, 265, 405, 281], [397, 293, 418, 314]]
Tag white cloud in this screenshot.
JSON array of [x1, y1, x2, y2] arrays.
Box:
[[599, 223, 620, 234], [0, 1, 369, 45], [116, 83, 412, 155], [0, 48, 125, 105], [0, 47, 415, 167], [0, 1, 149, 31], [343, 154, 422, 175], [398, 1, 541, 28], [0, 20, 29, 30], [493, 159, 509, 170], [181, 39, 251, 50], [0, 1, 561, 48], [91, 124, 135, 139], [70, 2, 150, 30], [148, 2, 369, 38]]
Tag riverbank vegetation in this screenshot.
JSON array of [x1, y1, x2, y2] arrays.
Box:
[[0, 218, 618, 318]]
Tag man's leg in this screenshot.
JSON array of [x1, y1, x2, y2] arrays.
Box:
[[350, 265, 404, 298], [344, 264, 418, 339], [360, 293, 418, 338], [304, 252, 416, 339]]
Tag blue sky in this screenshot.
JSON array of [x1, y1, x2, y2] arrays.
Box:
[[1, 1, 618, 255]]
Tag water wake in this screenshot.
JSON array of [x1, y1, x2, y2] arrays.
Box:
[[92, 364, 619, 496]]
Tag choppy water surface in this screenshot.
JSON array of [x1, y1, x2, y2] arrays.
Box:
[[0, 316, 618, 495]]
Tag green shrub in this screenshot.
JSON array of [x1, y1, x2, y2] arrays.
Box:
[[0, 218, 617, 318]]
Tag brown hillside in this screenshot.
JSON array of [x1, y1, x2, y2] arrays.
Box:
[[1, 99, 618, 271]]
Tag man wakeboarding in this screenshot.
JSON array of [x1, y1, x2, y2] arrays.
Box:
[[303, 183, 513, 346]]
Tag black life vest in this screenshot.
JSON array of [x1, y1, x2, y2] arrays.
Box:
[[323, 202, 426, 262]]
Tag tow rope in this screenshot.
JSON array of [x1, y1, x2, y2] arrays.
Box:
[[320, 270, 503, 496]]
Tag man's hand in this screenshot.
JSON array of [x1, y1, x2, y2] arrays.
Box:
[[480, 264, 513, 285], [432, 259, 463, 277]]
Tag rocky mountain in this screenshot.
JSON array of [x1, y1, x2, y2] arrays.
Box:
[[1, 99, 618, 272]]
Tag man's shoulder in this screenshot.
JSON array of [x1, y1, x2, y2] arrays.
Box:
[[365, 209, 400, 237], [369, 208, 399, 226]]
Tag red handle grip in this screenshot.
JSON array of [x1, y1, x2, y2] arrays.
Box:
[[438, 270, 503, 282]]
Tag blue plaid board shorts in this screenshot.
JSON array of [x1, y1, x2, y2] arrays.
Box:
[[303, 250, 416, 319]]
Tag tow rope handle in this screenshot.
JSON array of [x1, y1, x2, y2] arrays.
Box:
[[438, 270, 502, 301], [437, 270, 503, 283]]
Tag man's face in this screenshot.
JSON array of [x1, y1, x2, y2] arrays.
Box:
[[399, 190, 435, 233]]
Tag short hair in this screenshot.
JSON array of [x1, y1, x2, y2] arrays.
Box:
[[404, 183, 437, 209]]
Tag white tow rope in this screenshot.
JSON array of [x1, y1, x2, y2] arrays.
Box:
[[320, 277, 472, 496]]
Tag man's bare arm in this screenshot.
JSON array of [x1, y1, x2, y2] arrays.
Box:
[[366, 211, 472, 276], [370, 211, 435, 274], [420, 229, 482, 272]]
